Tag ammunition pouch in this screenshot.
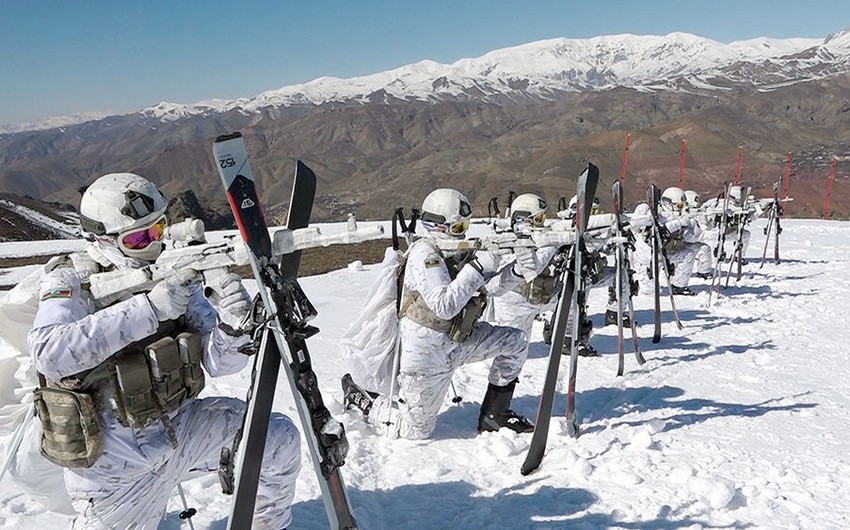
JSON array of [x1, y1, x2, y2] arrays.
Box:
[[664, 237, 684, 254], [34, 328, 205, 468], [513, 273, 558, 304], [449, 294, 487, 343], [33, 383, 103, 468], [112, 332, 205, 430]]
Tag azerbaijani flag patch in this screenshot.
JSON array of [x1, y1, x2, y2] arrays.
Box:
[[424, 257, 441, 269], [41, 288, 72, 301]]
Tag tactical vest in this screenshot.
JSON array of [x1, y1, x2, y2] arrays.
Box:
[[397, 243, 486, 343], [512, 269, 559, 305], [33, 263, 206, 468]]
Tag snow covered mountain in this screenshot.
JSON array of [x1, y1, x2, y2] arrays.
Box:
[[0, 112, 110, 135], [4, 28, 850, 134]]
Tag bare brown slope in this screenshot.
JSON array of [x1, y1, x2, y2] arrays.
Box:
[[1, 79, 849, 220]]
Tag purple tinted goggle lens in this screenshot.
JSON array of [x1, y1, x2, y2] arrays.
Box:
[[121, 217, 166, 250]]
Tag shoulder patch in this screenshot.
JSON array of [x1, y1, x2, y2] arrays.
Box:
[[41, 288, 73, 301], [423, 257, 441, 269]]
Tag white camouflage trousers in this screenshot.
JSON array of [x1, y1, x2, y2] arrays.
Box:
[[67, 397, 300, 530], [368, 319, 527, 440], [632, 235, 697, 291]]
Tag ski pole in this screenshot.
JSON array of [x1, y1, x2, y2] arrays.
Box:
[[0, 409, 31, 485], [384, 334, 402, 434], [177, 483, 197, 530], [449, 380, 463, 405]]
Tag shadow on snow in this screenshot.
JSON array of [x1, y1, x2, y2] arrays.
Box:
[[182, 480, 755, 530]]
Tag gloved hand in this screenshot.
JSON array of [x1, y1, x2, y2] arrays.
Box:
[[467, 251, 502, 280], [206, 272, 252, 332], [147, 270, 196, 322], [512, 247, 539, 282]]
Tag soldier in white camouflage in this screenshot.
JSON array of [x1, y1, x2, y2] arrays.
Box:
[[343, 188, 540, 439], [27, 173, 301, 530]]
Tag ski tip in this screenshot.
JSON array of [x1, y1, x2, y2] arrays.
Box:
[[566, 420, 580, 439], [295, 160, 317, 179], [520, 461, 539, 476], [214, 131, 243, 143]]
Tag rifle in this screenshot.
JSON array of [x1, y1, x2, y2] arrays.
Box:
[[88, 219, 385, 306]]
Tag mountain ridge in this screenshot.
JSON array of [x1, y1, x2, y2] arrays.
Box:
[[1, 28, 849, 221], [3, 29, 847, 134]]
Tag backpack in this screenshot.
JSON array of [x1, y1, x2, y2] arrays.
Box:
[[340, 246, 406, 394], [0, 256, 70, 417]]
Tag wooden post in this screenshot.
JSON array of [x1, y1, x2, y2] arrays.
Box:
[[823, 157, 836, 219], [781, 152, 792, 217], [734, 146, 743, 185]]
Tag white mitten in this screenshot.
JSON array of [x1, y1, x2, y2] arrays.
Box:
[[147, 270, 195, 322], [467, 250, 502, 280], [207, 272, 252, 331], [512, 247, 539, 282]]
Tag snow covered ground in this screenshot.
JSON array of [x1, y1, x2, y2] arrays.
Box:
[[2, 218, 849, 529]]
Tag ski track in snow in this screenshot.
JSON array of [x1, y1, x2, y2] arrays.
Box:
[[1, 218, 849, 529]]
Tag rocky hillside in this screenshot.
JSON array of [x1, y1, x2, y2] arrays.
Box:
[[2, 29, 850, 219], [0, 191, 236, 243]]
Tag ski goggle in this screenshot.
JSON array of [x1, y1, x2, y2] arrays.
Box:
[[448, 218, 470, 235], [119, 216, 167, 250]]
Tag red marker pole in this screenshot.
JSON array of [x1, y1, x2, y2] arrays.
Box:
[[734, 146, 743, 185], [823, 157, 836, 219], [678, 139, 686, 188], [620, 133, 631, 186], [781, 152, 792, 217]]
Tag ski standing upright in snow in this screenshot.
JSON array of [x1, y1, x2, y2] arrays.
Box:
[[213, 132, 358, 530], [647, 184, 683, 343], [612, 181, 644, 375], [521, 162, 598, 476], [761, 178, 783, 267], [725, 186, 752, 286], [709, 182, 732, 303], [564, 164, 599, 439]]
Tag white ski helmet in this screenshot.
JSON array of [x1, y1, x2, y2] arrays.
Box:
[[510, 193, 547, 226], [420, 188, 473, 237], [684, 190, 701, 210], [566, 195, 600, 218], [728, 185, 743, 205], [661, 186, 686, 211], [80, 173, 168, 260]]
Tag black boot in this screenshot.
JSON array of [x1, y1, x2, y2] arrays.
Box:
[[604, 309, 632, 328], [565, 338, 599, 357], [671, 285, 696, 296], [342, 374, 378, 416], [694, 272, 712, 280], [542, 319, 553, 345], [478, 378, 534, 434]]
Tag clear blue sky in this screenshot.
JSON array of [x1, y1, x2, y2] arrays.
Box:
[[2, 0, 849, 125]]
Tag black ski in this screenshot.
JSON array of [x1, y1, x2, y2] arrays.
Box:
[[774, 179, 782, 264], [709, 183, 732, 303], [647, 185, 683, 342], [725, 186, 752, 286], [647, 185, 662, 343], [565, 163, 599, 439], [520, 162, 598, 475], [214, 132, 357, 530], [612, 181, 644, 375]]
